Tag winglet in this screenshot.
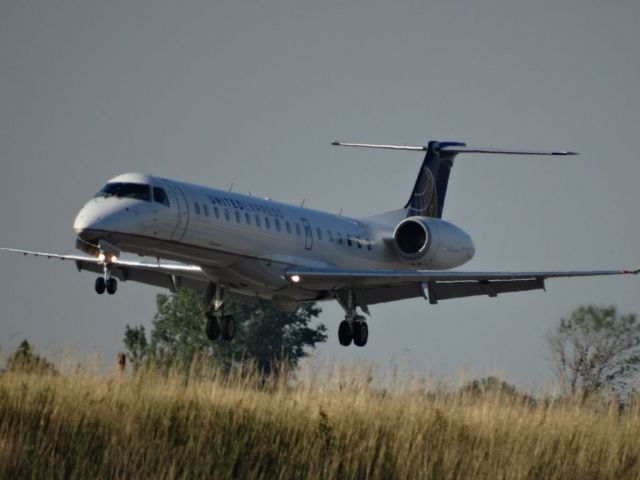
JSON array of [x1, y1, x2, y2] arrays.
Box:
[[621, 267, 640, 275]]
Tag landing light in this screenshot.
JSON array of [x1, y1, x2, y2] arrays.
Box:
[[97, 253, 106, 262], [290, 275, 301, 283]]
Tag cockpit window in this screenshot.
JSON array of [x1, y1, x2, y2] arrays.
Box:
[[94, 182, 151, 202], [153, 187, 170, 207], [95, 183, 124, 198], [117, 183, 151, 201]]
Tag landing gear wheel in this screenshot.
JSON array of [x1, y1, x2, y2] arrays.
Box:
[[95, 277, 106, 294], [221, 315, 236, 341], [353, 320, 368, 347], [205, 312, 221, 341], [106, 278, 118, 295], [338, 320, 353, 346]]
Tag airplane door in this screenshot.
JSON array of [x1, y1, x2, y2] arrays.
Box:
[[160, 179, 190, 242], [301, 218, 313, 250]]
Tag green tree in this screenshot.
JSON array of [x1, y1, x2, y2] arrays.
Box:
[[123, 325, 148, 371], [546, 305, 640, 399], [5, 340, 57, 375], [124, 288, 327, 375]]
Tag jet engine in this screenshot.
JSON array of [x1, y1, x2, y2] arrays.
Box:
[[392, 216, 475, 269]]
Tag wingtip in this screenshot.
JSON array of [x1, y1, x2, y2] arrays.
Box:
[[621, 267, 640, 275], [552, 151, 579, 156]]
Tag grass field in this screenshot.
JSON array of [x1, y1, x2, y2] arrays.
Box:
[[1, 364, 639, 479]]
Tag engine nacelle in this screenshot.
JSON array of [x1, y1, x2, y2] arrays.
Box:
[[392, 216, 475, 269]]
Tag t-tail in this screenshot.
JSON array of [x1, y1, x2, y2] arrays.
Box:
[[333, 140, 578, 219]]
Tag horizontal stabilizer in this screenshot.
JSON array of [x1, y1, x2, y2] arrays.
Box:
[[332, 141, 578, 156]]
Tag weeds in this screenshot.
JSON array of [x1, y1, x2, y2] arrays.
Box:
[[0, 363, 638, 479]]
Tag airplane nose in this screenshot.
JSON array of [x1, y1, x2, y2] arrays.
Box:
[[73, 198, 144, 242], [73, 207, 104, 241], [73, 199, 118, 241]]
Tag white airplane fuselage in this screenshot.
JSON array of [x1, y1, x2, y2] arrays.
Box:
[[73, 173, 475, 305]]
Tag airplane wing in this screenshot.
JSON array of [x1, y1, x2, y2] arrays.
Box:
[[285, 266, 640, 306], [0, 247, 208, 292]]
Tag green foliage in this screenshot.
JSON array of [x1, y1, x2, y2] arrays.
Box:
[[461, 376, 518, 396], [150, 289, 213, 369], [225, 299, 326, 375], [4, 340, 57, 376], [124, 288, 327, 375], [123, 325, 148, 371], [459, 376, 536, 406], [547, 305, 640, 398]]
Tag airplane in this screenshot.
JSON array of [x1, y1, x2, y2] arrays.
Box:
[[2, 140, 638, 347]]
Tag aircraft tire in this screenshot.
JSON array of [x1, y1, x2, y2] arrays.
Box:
[[338, 320, 353, 346], [95, 277, 106, 295], [353, 320, 368, 347], [221, 315, 236, 341], [106, 278, 118, 295], [205, 313, 221, 341]]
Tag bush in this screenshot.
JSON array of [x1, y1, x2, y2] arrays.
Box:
[[5, 340, 57, 376]]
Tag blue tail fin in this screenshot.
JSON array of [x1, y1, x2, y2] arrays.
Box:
[[405, 141, 465, 218]]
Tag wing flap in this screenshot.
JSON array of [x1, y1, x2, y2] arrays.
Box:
[[286, 267, 638, 288], [427, 278, 545, 303], [288, 266, 638, 305]]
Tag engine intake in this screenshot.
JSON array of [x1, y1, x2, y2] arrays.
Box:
[[394, 218, 430, 259]]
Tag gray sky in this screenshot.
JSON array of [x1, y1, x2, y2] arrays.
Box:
[[1, 0, 639, 388]]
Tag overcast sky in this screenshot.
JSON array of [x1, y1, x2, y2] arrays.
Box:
[[1, 0, 639, 388]]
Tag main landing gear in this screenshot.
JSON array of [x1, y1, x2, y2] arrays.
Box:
[[203, 284, 236, 342], [95, 264, 117, 295], [338, 291, 369, 347]]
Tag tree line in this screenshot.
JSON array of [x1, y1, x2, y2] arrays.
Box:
[[4, 289, 640, 401]]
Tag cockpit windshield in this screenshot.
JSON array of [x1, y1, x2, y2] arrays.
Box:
[[94, 182, 151, 201]]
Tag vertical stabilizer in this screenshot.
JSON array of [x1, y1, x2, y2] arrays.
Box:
[[404, 141, 465, 218]]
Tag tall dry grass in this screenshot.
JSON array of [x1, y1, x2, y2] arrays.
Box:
[[0, 361, 639, 479]]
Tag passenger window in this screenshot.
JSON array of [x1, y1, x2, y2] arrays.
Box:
[[367, 240, 372, 251], [153, 187, 170, 207], [225, 209, 230, 221], [347, 235, 353, 247], [245, 212, 251, 225], [316, 228, 322, 240], [295, 223, 301, 236], [356, 236, 362, 249], [327, 230, 333, 242], [194, 203, 201, 215], [275, 219, 281, 232], [265, 217, 271, 229], [235, 211, 241, 223], [337, 232, 343, 245], [203, 204, 209, 217], [255, 215, 261, 227], [286, 221, 291, 234], [214, 206, 219, 219]]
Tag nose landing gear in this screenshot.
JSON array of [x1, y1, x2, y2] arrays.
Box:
[[94, 263, 117, 295]]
